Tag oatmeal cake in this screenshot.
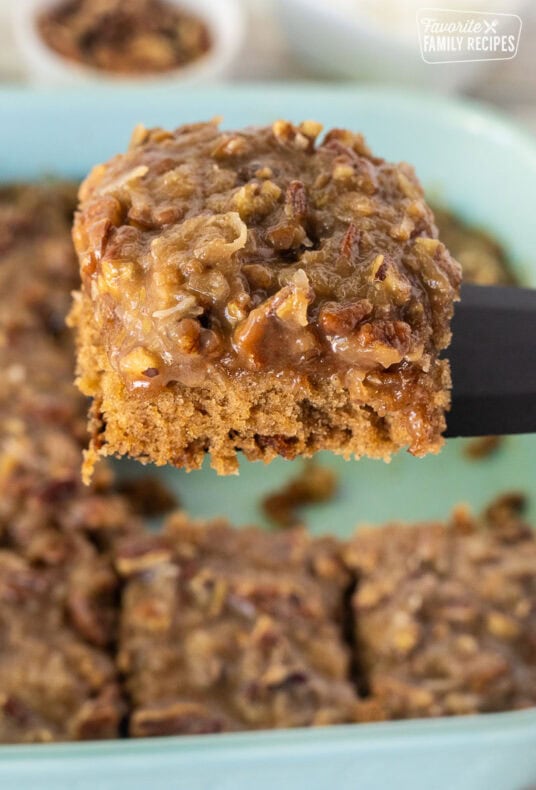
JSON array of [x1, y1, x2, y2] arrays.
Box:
[[0, 182, 142, 743], [3, 179, 533, 741], [0, 182, 139, 539], [0, 537, 124, 743], [0, 181, 79, 336], [71, 119, 461, 480], [116, 516, 364, 736], [0, 182, 86, 526], [344, 498, 536, 719]]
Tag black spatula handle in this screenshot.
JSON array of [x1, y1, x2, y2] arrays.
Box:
[[446, 283, 536, 438]]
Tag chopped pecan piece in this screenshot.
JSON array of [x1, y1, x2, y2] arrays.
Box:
[[262, 461, 338, 528], [319, 298, 373, 336], [285, 180, 308, 222]]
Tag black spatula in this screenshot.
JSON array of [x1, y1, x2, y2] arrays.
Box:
[[446, 283, 536, 438]]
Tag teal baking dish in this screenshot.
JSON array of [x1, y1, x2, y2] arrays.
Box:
[[1, 84, 536, 790]]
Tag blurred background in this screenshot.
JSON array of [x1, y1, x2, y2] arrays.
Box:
[[0, 0, 534, 132]]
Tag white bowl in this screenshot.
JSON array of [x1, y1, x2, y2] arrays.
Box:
[[274, 0, 527, 93], [12, 0, 244, 86]]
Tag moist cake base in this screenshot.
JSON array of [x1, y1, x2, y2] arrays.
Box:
[[73, 293, 450, 479]]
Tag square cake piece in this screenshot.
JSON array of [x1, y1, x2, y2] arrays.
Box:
[[70, 119, 461, 479], [116, 515, 364, 736], [0, 542, 124, 743], [343, 498, 536, 719]]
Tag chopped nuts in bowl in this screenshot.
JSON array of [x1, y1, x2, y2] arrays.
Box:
[[12, 0, 244, 85]]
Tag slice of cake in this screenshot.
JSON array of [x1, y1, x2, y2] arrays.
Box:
[[343, 497, 536, 719], [70, 119, 461, 480], [116, 515, 363, 736], [0, 538, 124, 743]]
